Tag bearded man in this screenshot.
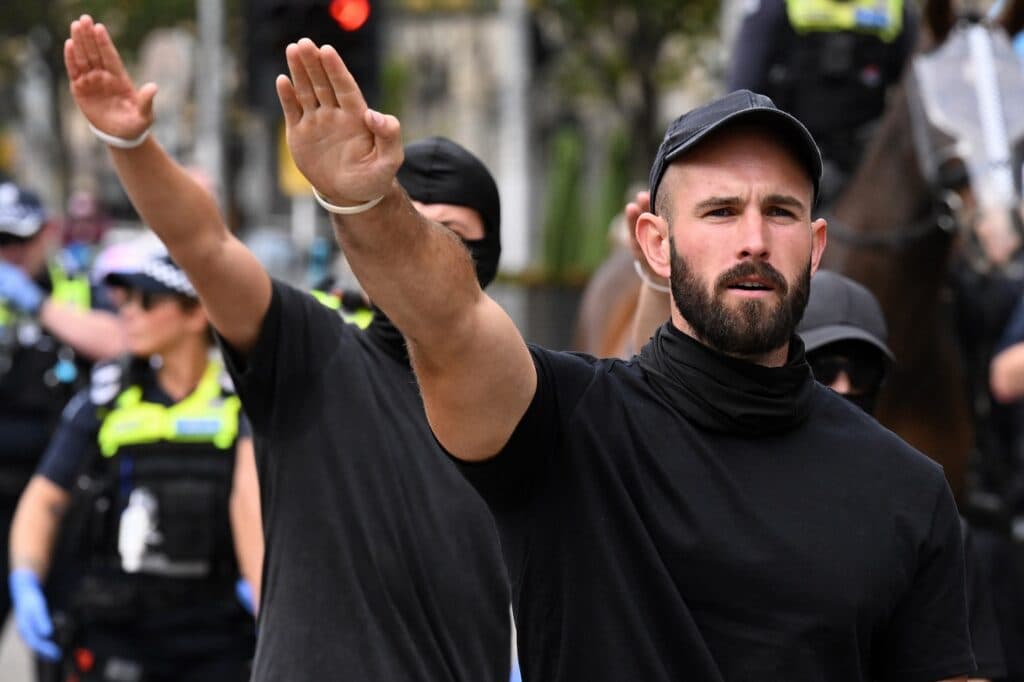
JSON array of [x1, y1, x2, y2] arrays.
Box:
[[203, 32, 978, 682]]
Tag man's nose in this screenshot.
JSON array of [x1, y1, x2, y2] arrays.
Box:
[[830, 370, 853, 395], [736, 209, 769, 259]]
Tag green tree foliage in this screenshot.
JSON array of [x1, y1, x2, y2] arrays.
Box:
[[532, 0, 719, 280], [534, 0, 719, 179]]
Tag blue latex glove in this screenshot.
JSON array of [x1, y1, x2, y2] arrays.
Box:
[[9, 569, 61, 661], [235, 578, 256, 616], [0, 262, 44, 314]]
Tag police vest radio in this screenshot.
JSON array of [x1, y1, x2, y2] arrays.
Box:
[[117, 487, 160, 573]]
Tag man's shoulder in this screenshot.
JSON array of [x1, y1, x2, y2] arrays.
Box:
[[810, 385, 947, 482]]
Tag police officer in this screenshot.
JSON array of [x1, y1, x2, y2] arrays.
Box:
[[8, 252, 255, 681], [0, 181, 124, 630], [728, 0, 918, 206]]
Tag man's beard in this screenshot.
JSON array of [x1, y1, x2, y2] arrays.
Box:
[[669, 238, 811, 357]]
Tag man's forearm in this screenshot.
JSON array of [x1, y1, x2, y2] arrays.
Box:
[[38, 303, 125, 361], [331, 181, 483, 351], [107, 138, 226, 268]]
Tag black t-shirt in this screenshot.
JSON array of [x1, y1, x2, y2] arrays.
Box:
[[457, 332, 973, 682], [219, 280, 509, 682]]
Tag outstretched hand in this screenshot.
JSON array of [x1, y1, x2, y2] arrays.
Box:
[[64, 15, 156, 139], [276, 39, 403, 208]]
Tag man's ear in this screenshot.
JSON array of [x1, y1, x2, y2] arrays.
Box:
[[636, 212, 671, 279], [810, 217, 827, 275]]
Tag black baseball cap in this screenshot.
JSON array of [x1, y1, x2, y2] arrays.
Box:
[[104, 253, 198, 299], [797, 270, 894, 362], [0, 181, 47, 239], [649, 90, 822, 213]]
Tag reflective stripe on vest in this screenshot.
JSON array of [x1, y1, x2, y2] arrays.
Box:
[[0, 261, 90, 324], [311, 289, 373, 329], [48, 262, 91, 310], [785, 0, 903, 42], [97, 361, 240, 457]]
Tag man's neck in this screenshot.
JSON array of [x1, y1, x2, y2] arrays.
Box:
[[669, 314, 790, 368]]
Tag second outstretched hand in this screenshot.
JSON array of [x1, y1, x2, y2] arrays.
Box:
[[64, 15, 156, 141], [276, 39, 403, 210]]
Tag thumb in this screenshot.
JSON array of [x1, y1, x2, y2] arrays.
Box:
[[364, 109, 403, 167], [138, 82, 159, 122]]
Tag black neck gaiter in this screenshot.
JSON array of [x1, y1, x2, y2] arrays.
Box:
[[638, 322, 815, 436]]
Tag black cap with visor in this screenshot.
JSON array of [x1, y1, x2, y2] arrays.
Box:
[[648, 90, 823, 214]]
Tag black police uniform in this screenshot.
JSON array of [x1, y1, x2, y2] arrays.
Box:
[[0, 257, 106, 624], [36, 355, 254, 682], [728, 0, 918, 201]]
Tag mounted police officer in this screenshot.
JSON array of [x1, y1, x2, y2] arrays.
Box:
[[7, 252, 255, 681], [728, 0, 918, 207], [0, 180, 124, 634]]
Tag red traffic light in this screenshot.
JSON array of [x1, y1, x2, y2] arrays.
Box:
[[329, 0, 371, 32]]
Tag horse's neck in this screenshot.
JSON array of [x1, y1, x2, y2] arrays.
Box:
[[825, 87, 952, 369]]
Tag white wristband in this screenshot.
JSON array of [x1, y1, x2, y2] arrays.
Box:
[[88, 123, 151, 149], [633, 259, 671, 294], [312, 187, 384, 215]]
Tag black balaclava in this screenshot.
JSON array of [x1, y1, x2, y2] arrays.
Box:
[[366, 137, 502, 363], [397, 136, 501, 287]]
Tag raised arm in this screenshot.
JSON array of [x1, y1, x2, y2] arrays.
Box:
[[64, 15, 270, 353], [277, 40, 535, 460]]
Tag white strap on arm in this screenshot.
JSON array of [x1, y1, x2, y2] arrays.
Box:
[[88, 123, 151, 150], [311, 187, 385, 216]]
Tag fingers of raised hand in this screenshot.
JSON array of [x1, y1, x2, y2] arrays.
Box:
[[275, 75, 302, 127], [68, 15, 125, 80], [635, 190, 651, 214], [285, 40, 368, 116], [67, 19, 94, 75], [286, 40, 337, 111]]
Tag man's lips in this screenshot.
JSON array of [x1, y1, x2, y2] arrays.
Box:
[[724, 277, 775, 292]]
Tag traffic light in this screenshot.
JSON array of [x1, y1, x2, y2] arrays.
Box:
[[246, 0, 381, 116]]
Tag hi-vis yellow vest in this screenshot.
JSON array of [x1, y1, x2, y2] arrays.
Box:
[[97, 361, 240, 457], [311, 289, 373, 329], [0, 261, 90, 325], [785, 0, 904, 42]]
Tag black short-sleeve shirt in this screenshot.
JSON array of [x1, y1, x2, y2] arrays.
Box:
[[458, 345, 973, 682], [219, 280, 509, 682]]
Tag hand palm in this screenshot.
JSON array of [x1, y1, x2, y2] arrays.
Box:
[[71, 70, 149, 138], [288, 107, 385, 202]]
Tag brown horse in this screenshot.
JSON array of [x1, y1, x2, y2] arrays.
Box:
[[823, 0, 1024, 502]]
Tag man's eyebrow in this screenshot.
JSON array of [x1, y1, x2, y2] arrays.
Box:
[[693, 196, 743, 211], [763, 194, 807, 211]]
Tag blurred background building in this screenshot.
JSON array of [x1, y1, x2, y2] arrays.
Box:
[[0, 0, 730, 352]]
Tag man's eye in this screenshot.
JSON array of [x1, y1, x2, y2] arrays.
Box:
[[767, 207, 796, 218], [704, 208, 734, 218]]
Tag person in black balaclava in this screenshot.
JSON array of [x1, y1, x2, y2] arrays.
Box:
[[231, 135, 511, 681], [64, 18, 511, 680], [364, 136, 501, 358]]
